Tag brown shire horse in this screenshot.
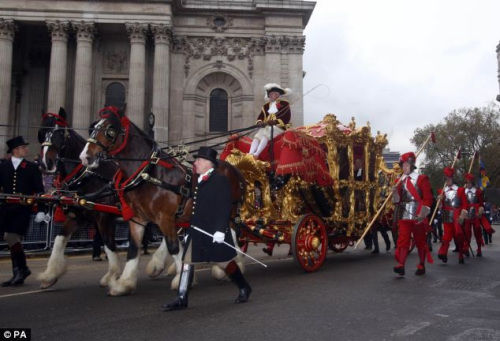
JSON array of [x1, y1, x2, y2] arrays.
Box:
[[80, 106, 245, 296], [36, 108, 179, 290]]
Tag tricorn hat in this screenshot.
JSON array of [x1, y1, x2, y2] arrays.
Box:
[[263, 83, 292, 100], [6, 136, 29, 153], [193, 146, 218, 164]]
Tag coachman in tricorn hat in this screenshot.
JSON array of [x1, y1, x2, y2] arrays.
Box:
[[248, 83, 292, 158], [0, 136, 45, 286]]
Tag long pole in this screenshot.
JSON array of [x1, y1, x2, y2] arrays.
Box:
[[190, 225, 268, 268], [467, 151, 477, 174], [354, 132, 434, 248]]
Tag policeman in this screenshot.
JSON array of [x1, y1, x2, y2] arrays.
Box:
[[1, 136, 45, 286]]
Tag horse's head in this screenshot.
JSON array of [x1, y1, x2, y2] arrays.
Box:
[[80, 106, 128, 169], [38, 107, 69, 173]]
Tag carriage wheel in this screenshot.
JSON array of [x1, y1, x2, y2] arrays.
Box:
[[292, 214, 328, 272]]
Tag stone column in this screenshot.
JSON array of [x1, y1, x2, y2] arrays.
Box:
[[0, 18, 15, 156], [151, 24, 171, 143], [497, 41, 500, 102], [125, 22, 148, 128], [72, 21, 96, 134], [47, 20, 70, 114]]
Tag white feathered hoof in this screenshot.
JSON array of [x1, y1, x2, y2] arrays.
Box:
[[99, 272, 119, 287], [38, 260, 67, 289], [146, 258, 166, 278], [211, 265, 228, 281], [166, 262, 177, 276], [107, 277, 136, 296], [39, 277, 58, 289]]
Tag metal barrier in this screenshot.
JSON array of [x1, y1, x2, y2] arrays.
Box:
[[0, 213, 154, 255]]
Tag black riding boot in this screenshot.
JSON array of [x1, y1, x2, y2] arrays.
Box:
[[225, 261, 252, 303], [3, 243, 31, 287], [162, 264, 193, 312], [1, 251, 18, 287]]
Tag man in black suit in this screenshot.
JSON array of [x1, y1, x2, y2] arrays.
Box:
[[0, 136, 45, 286], [162, 147, 252, 311]]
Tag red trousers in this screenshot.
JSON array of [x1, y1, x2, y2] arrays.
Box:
[[395, 220, 432, 267], [464, 217, 484, 251], [438, 221, 466, 258]]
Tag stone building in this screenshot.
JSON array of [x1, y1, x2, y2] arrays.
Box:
[[0, 0, 315, 155], [497, 41, 500, 102]]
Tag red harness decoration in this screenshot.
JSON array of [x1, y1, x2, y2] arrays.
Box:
[[52, 164, 85, 223], [42, 113, 68, 127], [113, 158, 175, 221]]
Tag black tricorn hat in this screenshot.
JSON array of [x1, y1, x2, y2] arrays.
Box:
[[193, 146, 218, 164], [6, 136, 29, 153]]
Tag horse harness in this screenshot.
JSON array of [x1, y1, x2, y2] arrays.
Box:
[[111, 147, 193, 218]]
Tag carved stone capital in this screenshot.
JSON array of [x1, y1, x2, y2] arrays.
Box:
[[73, 21, 96, 43], [151, 24, 172, 45], [264, 35, 306, 54], [0, 18, 16, 41], [47, 20, 70, 42], [125, 22, 148, 44], [172, 35, 265, 78]]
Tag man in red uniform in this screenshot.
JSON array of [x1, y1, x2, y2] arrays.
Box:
[[392, 152, 434, 276], [463, 173, 486, 257], [437, 167, 467, 264]]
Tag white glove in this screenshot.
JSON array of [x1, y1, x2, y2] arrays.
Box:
[[213, 231, 225, 244], [34, 212, 47, 223], [433, 219, 438, 224]]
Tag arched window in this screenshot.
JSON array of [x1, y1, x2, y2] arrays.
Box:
[[209, 88, 228, 132], [105, 82, 126, 108]]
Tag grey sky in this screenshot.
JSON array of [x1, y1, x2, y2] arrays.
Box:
[[302, 0, 500, 153]]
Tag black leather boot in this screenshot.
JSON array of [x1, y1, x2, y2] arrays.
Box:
[[226, 261, 252, 303], [162, 264, 193, 312], [1, 252, 17, 287], [3, 243, 31, 286]]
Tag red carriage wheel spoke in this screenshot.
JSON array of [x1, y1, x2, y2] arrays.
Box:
[[292, 214, 328, 272]]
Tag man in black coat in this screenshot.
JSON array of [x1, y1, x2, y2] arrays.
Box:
[[0, 136, 45, 286], [162, 147, 252, 311]]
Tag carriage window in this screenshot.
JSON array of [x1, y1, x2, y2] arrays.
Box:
[[338, 146, 349, 180], [105, 82, 126, 108], [209, 88, 228, 132], [353, 144, 364, 181]]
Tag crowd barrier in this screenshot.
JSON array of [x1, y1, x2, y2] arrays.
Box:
[[0, 213, 162, 255]]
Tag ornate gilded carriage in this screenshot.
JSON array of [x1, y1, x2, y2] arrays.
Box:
[[224, 114, 398, 272]]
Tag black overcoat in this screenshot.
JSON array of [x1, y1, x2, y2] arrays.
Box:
[[0, 158, 44, 235], [188, 171, 236, 263]]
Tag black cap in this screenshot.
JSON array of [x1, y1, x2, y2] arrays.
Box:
[[193, 146, 218, 164], [6, 136, 29, 153]]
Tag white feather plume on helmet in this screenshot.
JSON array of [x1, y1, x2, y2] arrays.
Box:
[[264, 83, 292, 100]]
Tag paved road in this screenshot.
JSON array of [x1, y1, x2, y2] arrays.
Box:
[[1, 237, 500, 341]]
